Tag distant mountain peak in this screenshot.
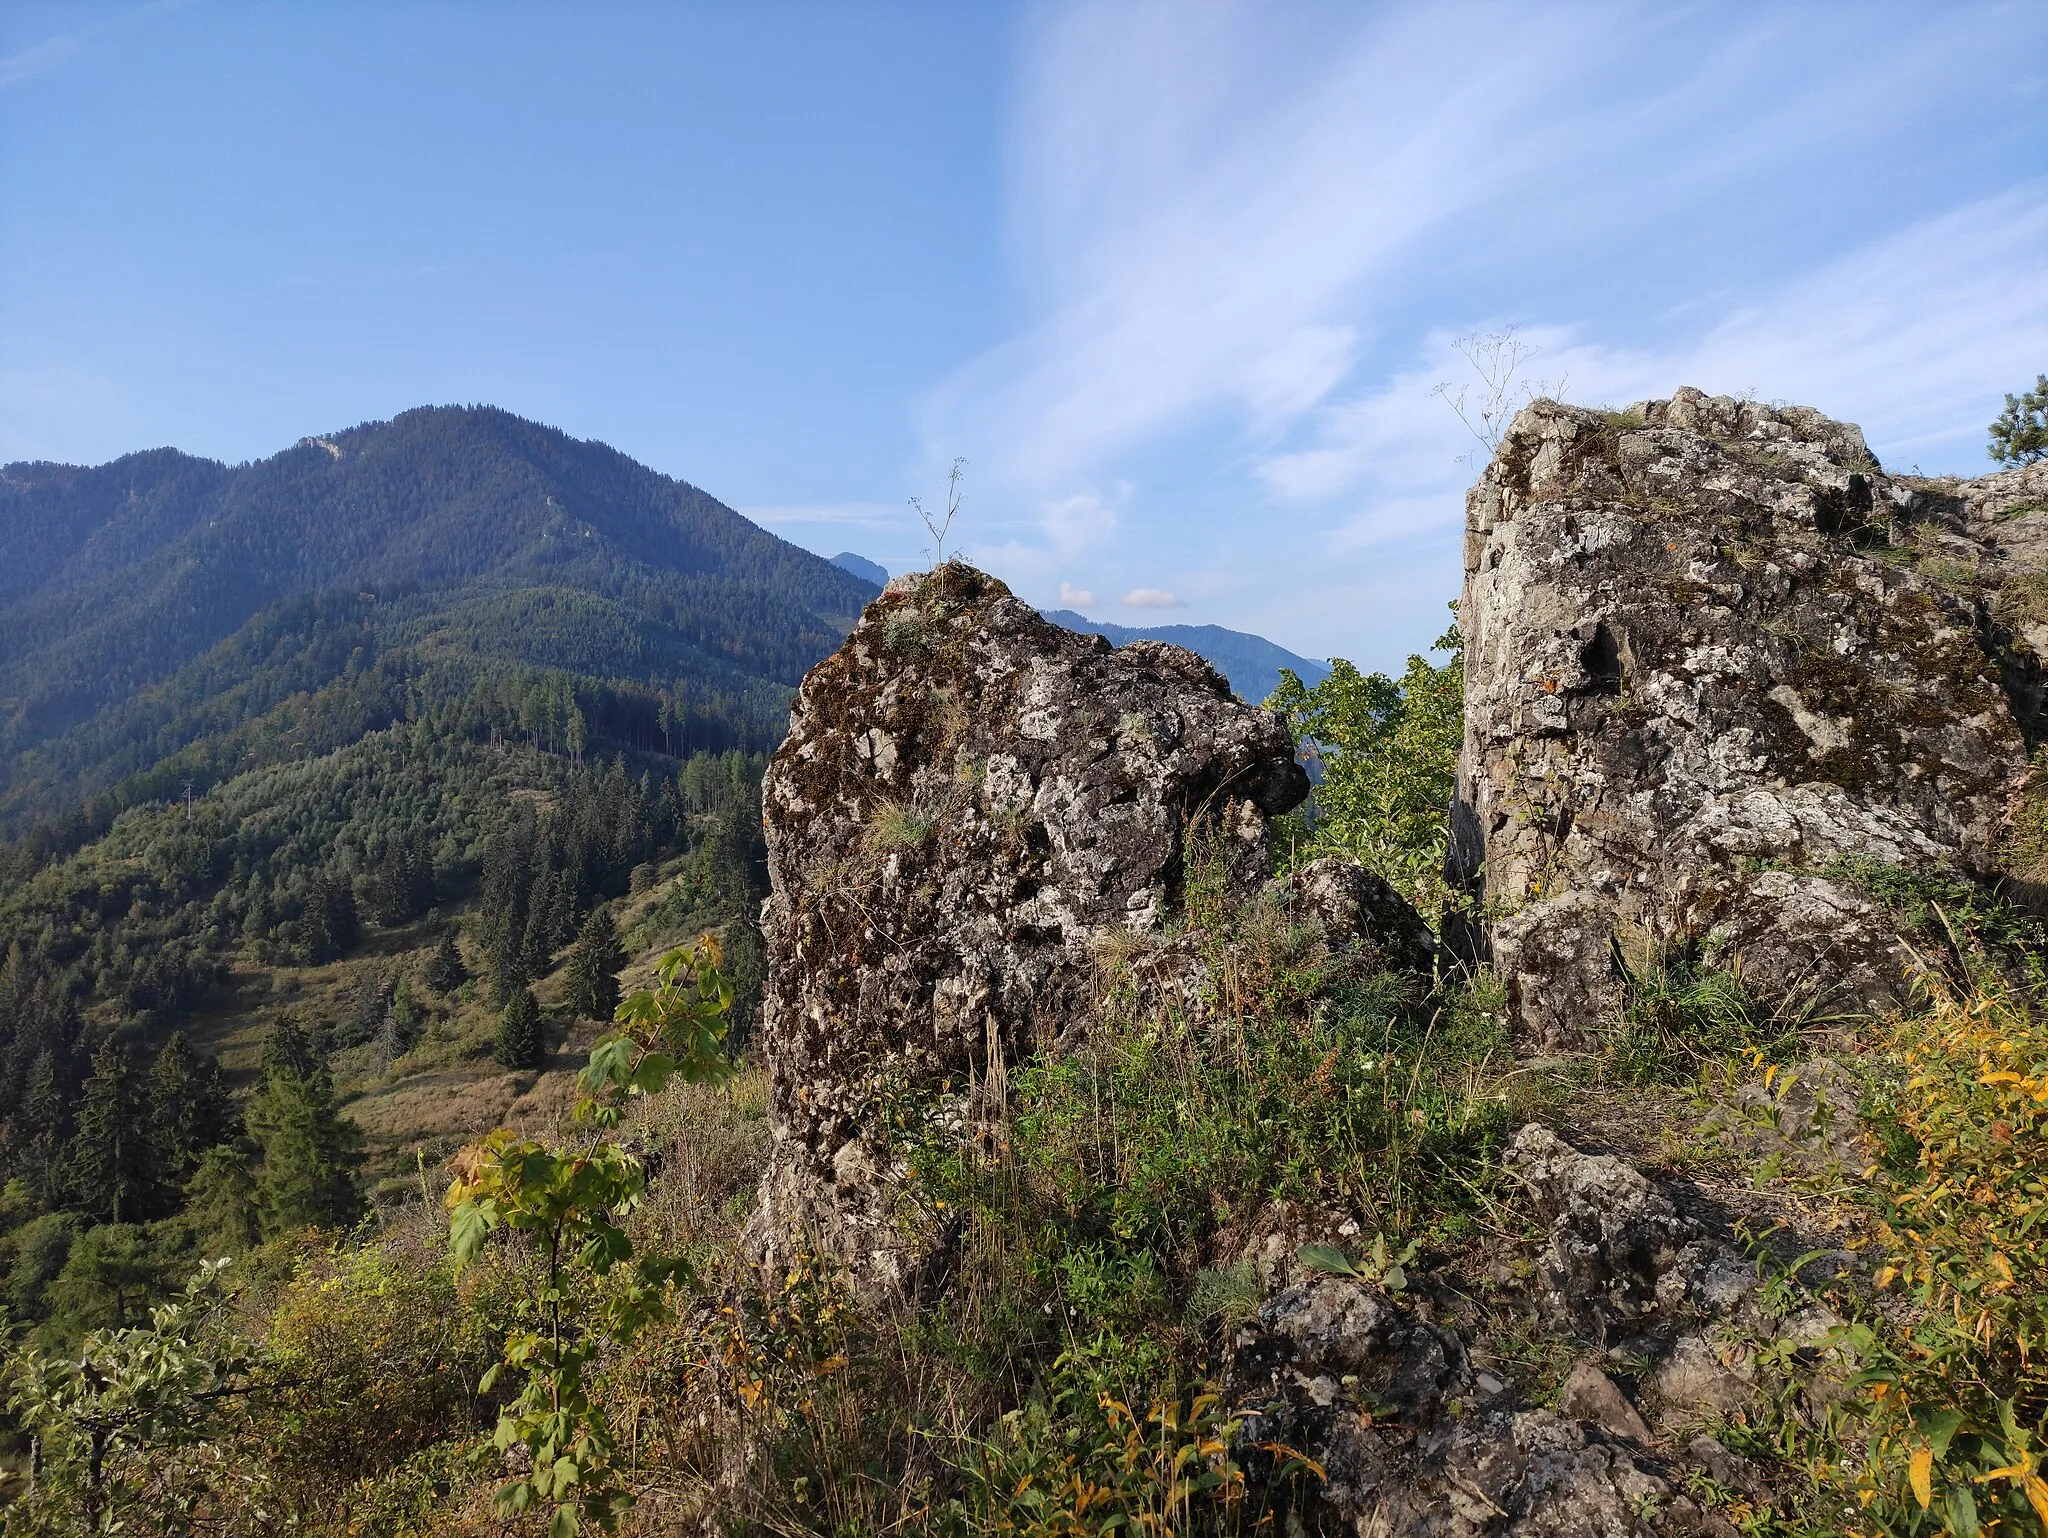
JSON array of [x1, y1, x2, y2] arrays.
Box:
[[830, 552, 889, 589], [0, 406, 879, 831], [1040, 609, 1329, 703]]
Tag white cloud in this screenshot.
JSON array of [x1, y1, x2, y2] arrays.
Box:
[[1038, 483, 1126, 558], [1057, 581, 1096, 608], [1122, 588, 1182, 609], [1246, 181, 2048, 577], [922, 4, 1598, 487]]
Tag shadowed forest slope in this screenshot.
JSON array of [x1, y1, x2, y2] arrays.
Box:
[[0, 406, 878, 843]]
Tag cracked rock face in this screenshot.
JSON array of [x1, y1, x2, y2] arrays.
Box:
[[1228, 1277, 1730, 1537], [1508, 1124, 1699, 1333], [1452, 388, 2036, 1044], [749, 564, 1310, 1292]]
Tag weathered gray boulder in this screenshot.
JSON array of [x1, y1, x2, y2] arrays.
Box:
[[1452, 387, 2036, 1044], [1227, 1277, 1733, 1536], [1507, 1124, 1698, 1333], [749, 564, 1312, 1291]]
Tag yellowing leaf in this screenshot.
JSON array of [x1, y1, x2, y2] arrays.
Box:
[[1910, 1446, 1934, 1510], [2024, 1475, 2048, 1529]]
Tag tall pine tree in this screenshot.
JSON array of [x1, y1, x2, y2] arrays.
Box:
[[63, 1041, 162, 1225], [564, 907, 624, 1022], [493, 987, 545, 1070], [147, 1031, 236, 1183], [183, 1144, 260, 1258], [247, 1020, 362, 1236], [425, 928, 467, 993]]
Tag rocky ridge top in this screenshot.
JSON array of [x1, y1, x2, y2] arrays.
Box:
[[1453, 385, 2044, 1043], [750, 564, 1314, 1291]]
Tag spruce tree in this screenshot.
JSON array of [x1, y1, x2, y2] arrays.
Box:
[[493, 986, 546, 1070], [63, 1041, 161, 1225], [521, 870, 561, 980], [147, 1031, 236, 1181], [19, 1049, 70, 1205], [183, 1144, 261, 1257], [564, 907, 624, 1022], [247, 1023, 362, 1235], [426, 928, 467, 993], [306, 868, 359, 962], [264, 1012, 325, 1080]]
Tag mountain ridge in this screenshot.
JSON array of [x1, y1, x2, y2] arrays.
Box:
[[1039, 608, 1331, 702], [0, 406, 873, 839]]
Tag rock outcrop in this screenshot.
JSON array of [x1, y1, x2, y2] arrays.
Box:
[[1227, 1272, 1735, 1537], [1452, 387, 2039, 1045], [1222, 1123, 1855, 1533], [749, 564, 1313, 1291]]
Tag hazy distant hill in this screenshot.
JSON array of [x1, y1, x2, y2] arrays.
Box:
[[0, 406, 875, 839], [830, 551, 889, 588], [1041, 610, 1331, 702]]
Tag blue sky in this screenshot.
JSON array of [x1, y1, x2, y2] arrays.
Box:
[[3, 3, 2045, 671]]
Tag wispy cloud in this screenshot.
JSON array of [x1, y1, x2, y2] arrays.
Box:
[[932, 1, 2045, 663], [1057, 581, 1096, 608], [1276, 184, 2048, 543], [924, 5, 1595, 489], [743, 501, 903, 530], [0, 33, 77, 89]]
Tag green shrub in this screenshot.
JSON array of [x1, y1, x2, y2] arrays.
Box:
[[1836, 980, 2048, 1535], [257, 1238, 496, 1502], [1267, 618, 1463, 922], [954, 1334, 1256, 1538], [1602, 943, 1796, 1084]]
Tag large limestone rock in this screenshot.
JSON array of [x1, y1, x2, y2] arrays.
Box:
[[750, 564, 1311, 1291], [1452, 388, 2037, 1045]]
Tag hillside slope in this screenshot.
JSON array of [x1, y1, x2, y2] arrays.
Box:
[[0, 407, 880, 838]]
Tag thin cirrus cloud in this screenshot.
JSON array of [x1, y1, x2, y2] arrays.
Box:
[[921, 1, 2046, 666], [1278, 184, 2048, 552], [925, 4, 1578, 490], [0, 32, 77, 89]]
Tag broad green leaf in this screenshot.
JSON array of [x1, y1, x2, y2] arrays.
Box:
[[1297, 1243, 1360, 1277], [450, 1200, 492, 1267]]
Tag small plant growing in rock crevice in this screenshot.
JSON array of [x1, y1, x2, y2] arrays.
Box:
[[864, 799, 937, 853], [910, 457, 968, 567]]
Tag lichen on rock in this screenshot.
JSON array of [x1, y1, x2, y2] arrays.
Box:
[[1451, 386, 2037, 1044], [748, 563, 1311, 1292]]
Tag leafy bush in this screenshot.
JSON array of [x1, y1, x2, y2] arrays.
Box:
[[1, 1259, 257, 1532], [1839, 981, 2048, 1535], [446, 934, 735, 1536], [258, 1239, 497, 1502], [956, 1335, 1249, 1538], [1267, 618, 1462, 920]]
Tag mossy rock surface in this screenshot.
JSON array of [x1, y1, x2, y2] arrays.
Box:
[[1454, 387, 2038, 1045]]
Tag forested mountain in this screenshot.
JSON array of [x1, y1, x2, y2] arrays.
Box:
[[0, 408, 852, 1356], [0, 406, 880, 846], [1040, 608, 1331, 701]]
